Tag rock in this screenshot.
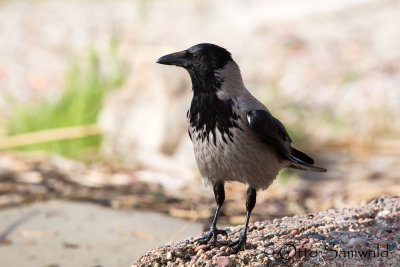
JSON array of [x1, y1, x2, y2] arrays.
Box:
[[378, 210, 391, 217], [196, 249, 204, 256], [166, 251, 173, 260], [256, 254, 265, 260], [173, 250, 183, 258], [135, 196, 400, 266], [290, 229, 299, 235], [348, 237, 365, 247], [371, 240, 388, 247], [288, 249, 296, 258], [215, 256, 232, 267]]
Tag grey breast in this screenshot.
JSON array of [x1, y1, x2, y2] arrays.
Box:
[[190, 91, 289, 190]]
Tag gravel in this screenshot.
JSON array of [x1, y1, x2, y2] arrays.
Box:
[[135, 196, 400, 266]]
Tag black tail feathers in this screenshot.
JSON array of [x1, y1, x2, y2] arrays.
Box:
[[288, 147, 326, 172]]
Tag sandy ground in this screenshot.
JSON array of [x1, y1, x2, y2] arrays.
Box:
[[0, 201, 202, 267]]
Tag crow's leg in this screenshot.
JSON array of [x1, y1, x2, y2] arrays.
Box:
[[229, 186, 256, 254], [195, 182, 228, 245]]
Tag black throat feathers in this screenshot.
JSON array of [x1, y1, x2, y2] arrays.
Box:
[[187, 70, 241, 146]]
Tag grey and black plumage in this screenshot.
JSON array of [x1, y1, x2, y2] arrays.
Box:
[[157, 43, 326, 253]]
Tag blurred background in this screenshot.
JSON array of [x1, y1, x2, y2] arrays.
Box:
[[0, 0, 399, 266]]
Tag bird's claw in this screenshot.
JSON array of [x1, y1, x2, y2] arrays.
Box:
[[195, 227, 228, 245], [228, 233, 247, 254]]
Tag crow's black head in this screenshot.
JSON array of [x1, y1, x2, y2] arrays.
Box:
[[157, 43, 232, 71], [157, 43, 233, 94]]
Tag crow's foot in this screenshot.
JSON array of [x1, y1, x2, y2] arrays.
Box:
[[195, 227, 228, 245], [228, 233, 247, 254]]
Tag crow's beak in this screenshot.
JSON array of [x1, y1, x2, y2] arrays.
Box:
[[156, 50, 189, 67]]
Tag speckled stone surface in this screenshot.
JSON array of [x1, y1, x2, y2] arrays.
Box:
[[135, 196, 400, 266]]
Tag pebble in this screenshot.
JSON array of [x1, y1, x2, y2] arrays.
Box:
[[378, 210, 391, 217], [229, 254, 238, 260], [215, 256, 232, 267], [197, 249, 204, 256], [314, 234, 326, 240], [253, 236, 264, 242], [166, 252, 173, 260], [216, 251, 229, 257], [272, 218, 281, 224], [195, 244, 209, 252], [256, 253, 265, 260], [270, 236, 278, 242], [190, 256, 199, 263], [290, 229, 300, 235], [372, 240, 388, 247], [301, 239, 309, 244], [174, 250, 183, 257], [289, 249, 296, 258], [232, 226, 241, 233]]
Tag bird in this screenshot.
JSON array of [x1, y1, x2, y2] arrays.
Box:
[[156, 43, 326, 254]]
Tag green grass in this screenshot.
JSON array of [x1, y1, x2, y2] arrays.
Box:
[[6, 41, 127, 160]]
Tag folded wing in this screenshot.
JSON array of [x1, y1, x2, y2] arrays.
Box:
[[247, 109, 326, 172]]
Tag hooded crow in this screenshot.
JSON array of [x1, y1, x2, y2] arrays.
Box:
[[157, 43, 326, 253]]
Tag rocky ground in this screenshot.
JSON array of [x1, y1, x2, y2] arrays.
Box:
[[135, 196, 400, 267]]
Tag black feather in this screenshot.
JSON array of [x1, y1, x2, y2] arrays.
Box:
[[248, 109, 326, 172], [289, 155, 327, 172], [188, 129, 192, 141], [290, 147, 314, 164], [247, 109, 291, 159], [188, 92, 240, 145]]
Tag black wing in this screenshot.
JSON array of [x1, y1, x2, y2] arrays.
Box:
[[247, 109, 327, 172], [247, 109, 292, 159], [290, 147, 314, 164]]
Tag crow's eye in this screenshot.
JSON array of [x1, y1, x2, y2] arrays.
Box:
[[192, 53, 200, 60]]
